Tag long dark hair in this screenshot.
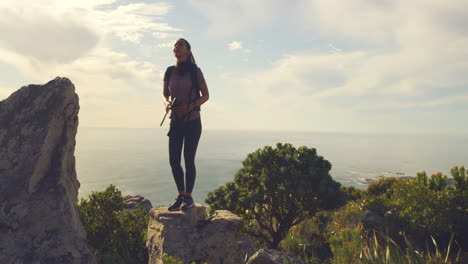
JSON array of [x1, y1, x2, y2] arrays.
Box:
[[176, 38, 196, 75]]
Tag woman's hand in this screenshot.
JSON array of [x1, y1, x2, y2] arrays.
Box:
[[164, 101, 171, 113]]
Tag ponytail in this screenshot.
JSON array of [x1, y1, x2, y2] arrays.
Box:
[[188, 53, 196, 65]]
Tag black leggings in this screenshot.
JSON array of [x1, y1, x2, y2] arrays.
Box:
[[168, 118, 202, 194]]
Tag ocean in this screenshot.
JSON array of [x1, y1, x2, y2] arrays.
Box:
[[75, 127, 468, 206]]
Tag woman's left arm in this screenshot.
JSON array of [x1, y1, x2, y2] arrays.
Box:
[[189, 68, 209, 110]]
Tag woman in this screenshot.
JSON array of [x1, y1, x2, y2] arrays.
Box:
[[163, 38, 209, 211]]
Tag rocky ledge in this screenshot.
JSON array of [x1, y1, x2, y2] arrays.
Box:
[[146, 204, 254, 264]]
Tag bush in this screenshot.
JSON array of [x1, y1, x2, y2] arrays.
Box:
[[161, 255, 206, 264], [280, 213, 332, 263], [363, 167, 468, 252], [324, 167, 467, 262], [206, 143, 345, 249], [328, 227, 364, 264], [365, 177, 398, 198], [329, 228, 461, 264], [452, 166, 468, 191], [328, 200, 367, 232], [77, 185, 149, 264], [341, 186, 364, 201]]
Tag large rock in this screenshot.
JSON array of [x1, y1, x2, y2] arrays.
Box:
[[239, 235, 258, 262], [124, 194, 153, 211], [0, 78, 96, 263], [146, 204, 244, 264]]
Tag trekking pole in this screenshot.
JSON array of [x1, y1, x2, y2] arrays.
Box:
[[160, 97, 176, 126]]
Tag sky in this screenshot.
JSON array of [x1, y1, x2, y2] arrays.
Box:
[[0, 0, 467, 135]]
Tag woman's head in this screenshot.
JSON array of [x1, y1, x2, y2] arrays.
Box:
[[173, 38, 196, 64]]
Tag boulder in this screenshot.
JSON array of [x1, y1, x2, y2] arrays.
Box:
[[146, 204, 244, 264], [0, 77, 96, 263], [239, 235, 257, 262], [124, 194, 153, 211]]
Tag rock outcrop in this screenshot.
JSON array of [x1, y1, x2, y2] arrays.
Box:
[[239, 235, 258, 262], [0, 78, 96, 263], [146, 204, 244, 264], [124, 194, 153, 211], [246, 249, 306, 264]]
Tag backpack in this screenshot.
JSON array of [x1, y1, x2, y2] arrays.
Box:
[[164, 65, 201, 112]]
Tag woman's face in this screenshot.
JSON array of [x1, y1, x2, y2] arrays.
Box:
[[173, 40, 190, 61]]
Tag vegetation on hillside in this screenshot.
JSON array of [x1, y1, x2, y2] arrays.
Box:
[[77, 185, 149, 264], [77, 144, 467, 263]]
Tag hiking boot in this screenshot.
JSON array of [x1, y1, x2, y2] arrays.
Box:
[[181, 196, 194, 211], [168, 195, 184, 211]]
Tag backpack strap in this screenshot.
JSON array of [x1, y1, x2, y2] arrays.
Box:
[[164, 66, 175, 87], [190, 65, 201, 111]]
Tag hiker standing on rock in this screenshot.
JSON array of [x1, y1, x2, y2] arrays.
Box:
[[163, 38, 209, 211]]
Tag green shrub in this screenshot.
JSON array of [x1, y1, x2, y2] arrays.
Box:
[[341, 186, 364, 201], [452, 166, 468, 191], [206, 143, 345, 249], [280, 213, 332, 263], [328, 200, 367, 232], [365, 177, 398, 198], [324, 167, 467, 262], [77, 185, 149, 264], [330, 229, 461, 264], [363, 167, 468, 252], [162, 256, 185, 264], [328, 227, 364, 264], [161, 255, 208, 264]]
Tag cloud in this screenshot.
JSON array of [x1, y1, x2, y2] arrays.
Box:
[[299, 0, 400, 44], [355, 93, 468, 110], [328, 44, 342, 53], [236, 52, 356, 123], [0, 0, 180, 77], [228, 41, 243, 51], [0, 1, 181, 66], [189, 0, 468, 114], [0, 0, 182, 128], [94, 2, 181, 43], [153, 32, 180, 40], [187, 0, 288, 36], [0, 8, 99, 64], [233, 0, 468, 109], [191, 0, 467, 132], [157, 41, 175, 48], [239, 41, 468, 114], [299, 0, 468, 45]]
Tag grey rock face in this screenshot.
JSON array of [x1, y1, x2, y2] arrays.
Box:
[[146, 204, 244, 264], [124, 195, 153, 211], [246, 249, 306, 264], [0, 77, 95, 263], [239, 236, 257, 262]]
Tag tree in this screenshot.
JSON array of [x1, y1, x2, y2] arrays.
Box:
[[205, 143, 344, 249]]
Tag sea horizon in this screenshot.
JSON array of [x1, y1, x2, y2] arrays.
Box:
[[78, 126, 468, 137], [75, 127, 468, 206]]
